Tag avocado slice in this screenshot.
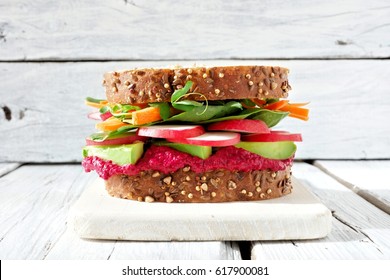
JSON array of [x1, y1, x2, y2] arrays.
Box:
[[235, 141, 296, 160], [83, 142, 144, 165], [155, 141, 212, 159]]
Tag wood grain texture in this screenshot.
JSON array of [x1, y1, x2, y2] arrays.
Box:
[[251, 163, 390, 260], [314, 161, 390, 214], [0, 0, 389, 60], [1, 60, 390, 162], [0, 163, 20, 177], [46, 230, 241, 260], [0, 164, 240, 260], [0, 164, 95, 259]]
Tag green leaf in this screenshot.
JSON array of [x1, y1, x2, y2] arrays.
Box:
[[106, 125, 139, 138], [122, 105, 141, 112], [250, 109, 289, 127], [170, 81, 205, 112], [99, 106, 111, 114], [241, 99, 256, 107], [89, 132, 109, 141], [149, 102, 171, 120], [112, 104, 122, 112], [213, 101, 242, 118], [171, 81, 193, 102], [199, 108, 262, 124], [265, 98, 280, 104], [86, 97, 105, 103], [172, 99, 203, 112], [167, 101, 242, 122]]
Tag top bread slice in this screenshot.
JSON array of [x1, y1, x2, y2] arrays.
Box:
[[103, 65, 291, 104]]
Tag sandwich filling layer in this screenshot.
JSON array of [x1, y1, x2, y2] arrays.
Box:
[[83, 145, 293, 180]]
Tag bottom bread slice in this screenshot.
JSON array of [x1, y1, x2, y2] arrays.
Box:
[[105, 166, 292, 203]]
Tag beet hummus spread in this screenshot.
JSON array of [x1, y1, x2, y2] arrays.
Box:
[[83, 145, 294, 180]]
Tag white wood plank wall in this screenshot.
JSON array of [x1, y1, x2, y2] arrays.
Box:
[[0, 0, 389, 162], [0, 0, 389, 60]]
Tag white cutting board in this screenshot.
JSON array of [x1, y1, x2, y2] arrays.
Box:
[[69, 177, 331, 241]]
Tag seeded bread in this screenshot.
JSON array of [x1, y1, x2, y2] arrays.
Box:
[[105, 166, 292, 203], [103, 66, 291, 104]]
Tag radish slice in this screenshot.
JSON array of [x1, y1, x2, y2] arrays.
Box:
[[88, 111, 113, 121], [242, 132, 302, 142], [207, 119, 270, 134], [86, 132, 147, 146], [166, 132, 240, 147], [100, 111, 113, 121], [137, 125, 205, 139], [87, 112, 102, 120]]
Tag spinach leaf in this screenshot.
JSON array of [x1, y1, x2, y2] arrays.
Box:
[[99, 105, 111, 114], [241, 99, 256, 107], [121, 104, 141, 112], [106, 125, 139, 138], [200, 108, 288, 127], [170, 81, 207, 112], [89, 132, 108, 141], [172, 99, 203, 112], [200, 108, 262, 124], [86, 97, 105, 103], [171, 81, 193, 102], [250, 109, 289, 127], [99, 104, 140, 117], [167, 101, 242, 122]]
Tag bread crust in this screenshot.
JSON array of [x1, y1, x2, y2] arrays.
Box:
[[105, 166, 292, 203], [103, 66, 291, 104]]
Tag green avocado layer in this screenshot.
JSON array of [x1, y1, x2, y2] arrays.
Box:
[[235, 141, 296, 160], [154, 141, 212, 159], [83, 142, 144, 165]]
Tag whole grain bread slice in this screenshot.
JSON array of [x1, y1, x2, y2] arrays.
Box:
[[103, 65, 291, 104], [105, 166, 292, 203]]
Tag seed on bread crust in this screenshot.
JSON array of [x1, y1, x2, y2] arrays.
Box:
[[144, 196, 155, 203], [163, 176, 172, 185]]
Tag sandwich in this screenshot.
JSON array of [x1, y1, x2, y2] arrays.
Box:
[[82, 65, 309, 203]]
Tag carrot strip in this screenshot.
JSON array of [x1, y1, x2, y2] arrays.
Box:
[[131, 106, 162, 125], [264, 100, 289, 110], [96, 117, 128, 132], [287, 113, 309, 121], [279, 105, 309, 121], [85, 100, 108, 109], [288, 102, 310, 107]]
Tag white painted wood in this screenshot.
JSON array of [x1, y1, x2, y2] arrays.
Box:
[[314, 160, 390, 214], [0, 165, 96, 259], [0, 0, 389, 60], [0, 165, 240, 259], [1, 60, 389, 162], [251, 163, 390, 260], [46, 229, 241, 260], [0, 163, 20, 177], [69, 177, 331, 241]]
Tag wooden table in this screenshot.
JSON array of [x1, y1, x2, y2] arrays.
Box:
[[1, 0, 389, 260], [1, 161, 389, 260]]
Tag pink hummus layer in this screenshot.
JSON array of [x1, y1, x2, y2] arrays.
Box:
[[82, 145, 294, 180]]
